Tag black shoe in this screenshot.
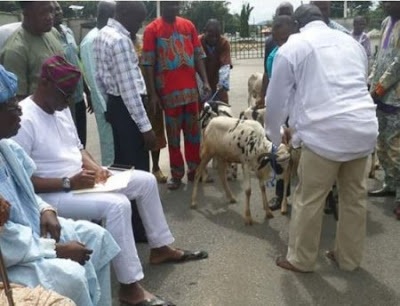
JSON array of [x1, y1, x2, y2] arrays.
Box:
[[269, 197, 282, 211], [368, 187, 395, 197]]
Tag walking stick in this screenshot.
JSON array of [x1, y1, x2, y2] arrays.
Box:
[[0, 231, 14, 306]]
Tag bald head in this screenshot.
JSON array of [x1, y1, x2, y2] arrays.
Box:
[[276, 2, 294, 16], [294, 4, 324, 29], [204, 19, 222, 46], [115, 1, 146, 35], [97, 1, 116, 29]]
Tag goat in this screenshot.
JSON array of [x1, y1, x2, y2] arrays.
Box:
[[247, 73, 263, 107], [239, 105, 266, 127], [368, 149, 380, 179], [200, 101, 238, 180], [191, 116, 290, 225]]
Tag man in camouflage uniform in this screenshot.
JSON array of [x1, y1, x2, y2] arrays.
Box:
[[368, 1, 400, 220]]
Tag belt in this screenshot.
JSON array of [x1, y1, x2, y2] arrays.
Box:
[[374, 98, 400, 114]]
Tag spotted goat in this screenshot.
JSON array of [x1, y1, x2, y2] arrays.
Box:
[[192, 116, 290, 225], [199, 101, 238, 180]]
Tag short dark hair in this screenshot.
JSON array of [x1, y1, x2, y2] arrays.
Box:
[[272, 15, 295, 32], [19, 1, 35, 10]]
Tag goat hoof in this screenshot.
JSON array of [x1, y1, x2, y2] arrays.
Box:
[[244, 218, 254, 225], [368, 173, 375, 179], [190, 203, 197, 209], [281, 210, 288, 215], [229, 198, 237, 204], [265, 212, 274, 219]]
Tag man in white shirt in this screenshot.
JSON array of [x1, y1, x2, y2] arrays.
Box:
[[13, 55, 207, 306], [265, 4, 378, 272]]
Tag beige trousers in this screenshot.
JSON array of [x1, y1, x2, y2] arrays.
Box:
[[287, 147, 368, 271]]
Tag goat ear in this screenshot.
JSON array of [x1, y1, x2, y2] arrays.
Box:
[[258, 155, 270, 170]]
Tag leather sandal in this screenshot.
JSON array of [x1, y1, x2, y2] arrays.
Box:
[[167, 178, 181, 190]]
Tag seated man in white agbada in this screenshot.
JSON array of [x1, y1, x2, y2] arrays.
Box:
[[0, 64, 120, 306], [12, 55, 207, 306]]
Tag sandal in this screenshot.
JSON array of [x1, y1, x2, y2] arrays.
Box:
[[167, 178, 181, 190], [275, 256, 309, 273], [151, 249, 208, 265], [153, 169, 168, 184]]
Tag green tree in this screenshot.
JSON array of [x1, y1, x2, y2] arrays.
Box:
[[0, 1, 19, 13], [331, 1, 372, 18], [239, 2, 253, 37], [366, 2, 385, 30], [181, 1, 230, 33]]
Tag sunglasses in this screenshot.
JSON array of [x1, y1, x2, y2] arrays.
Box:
[[54, 82, 72, 102]]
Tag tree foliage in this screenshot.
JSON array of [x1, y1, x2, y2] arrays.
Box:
[[330, 1, 372, 18], [239, 2, 254, 37], [181, 1, 231, 33]]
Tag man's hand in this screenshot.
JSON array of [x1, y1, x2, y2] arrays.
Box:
[[147, 94, 161, 116], [282, 127, 292, 146], [95, 168, 112, 184], [40, 210, 61, 242], [0, 197, 11, 227], [202, 82, 212, 99], [143, 130, 157, 151], [55, 241, 93, 265], [70, 170, 96, 190]]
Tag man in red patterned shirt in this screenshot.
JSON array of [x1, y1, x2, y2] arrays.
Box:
[[143, 1, 211, 190]]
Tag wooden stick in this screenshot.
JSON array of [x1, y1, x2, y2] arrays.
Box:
[[0, 233, 14, 306]]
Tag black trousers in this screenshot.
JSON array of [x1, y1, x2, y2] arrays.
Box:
[[71, 100, 87, 147], [106, 95, 149, 172]]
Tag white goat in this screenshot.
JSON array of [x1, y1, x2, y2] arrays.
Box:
[[200, 101, 238, 180], [247, 73, 263, 107], [239, 106, 266, 127], [191, 116, 290, 225]]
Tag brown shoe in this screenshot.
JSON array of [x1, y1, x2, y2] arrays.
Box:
[[275, 256, 309, 273]]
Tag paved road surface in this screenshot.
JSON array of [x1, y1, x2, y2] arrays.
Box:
[[85, 59, 400, 306]]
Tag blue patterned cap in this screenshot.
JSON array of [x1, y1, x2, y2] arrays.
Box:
[[0, 65, 17, 104]]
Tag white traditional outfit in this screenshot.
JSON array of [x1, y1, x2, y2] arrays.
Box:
[[0, 139, 120, 306], [13, 97, 176, 284]]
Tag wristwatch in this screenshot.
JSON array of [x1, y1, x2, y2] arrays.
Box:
[[62, 177, 71, 192]]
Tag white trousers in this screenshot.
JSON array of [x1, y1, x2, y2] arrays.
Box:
[[287, 147, 368, 271], [39, 170, 175, 284]]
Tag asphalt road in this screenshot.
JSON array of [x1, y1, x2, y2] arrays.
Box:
[[85, 58, 400, 306]]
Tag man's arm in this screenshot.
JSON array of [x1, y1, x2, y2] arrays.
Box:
[[112, 37, 152, 133], [265, 53, 294, 145]]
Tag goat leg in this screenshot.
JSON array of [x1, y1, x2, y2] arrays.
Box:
[[217, 158, 236, 203], [259, 179, 274, 219], [191, 153, 213, 209], [243, 165, 254, 225]]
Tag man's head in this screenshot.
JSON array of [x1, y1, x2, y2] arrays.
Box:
[[293, 4, 324, 29], [115, 1, 146, 35], [161, 1, 180, 23], [97, 1, 116, 29], [53, 1, 63, 28], [311, 1, 331, 24], [353, 16, 367, 35], [272, 15, 296, 47], [204, 19, 222, 46], [383, 1, 400, 19], [35, 56, 81, 114], [0, 66, 21, 139], [20, 1, 55, 35], [276, 2, 294, 16]]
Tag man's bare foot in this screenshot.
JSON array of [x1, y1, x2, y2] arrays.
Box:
[[119, 282, 154, 305], [149, 245, 208, 264]]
